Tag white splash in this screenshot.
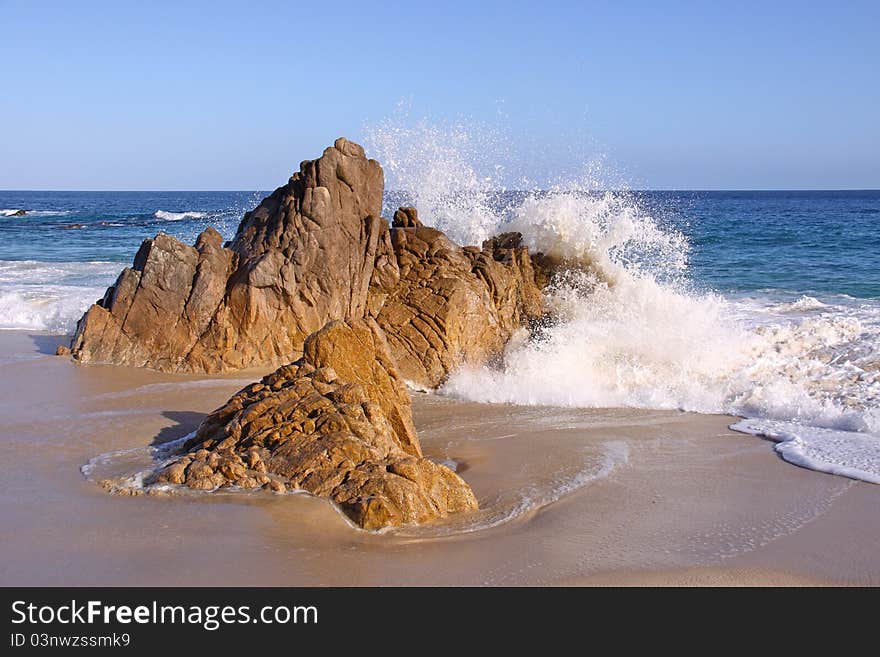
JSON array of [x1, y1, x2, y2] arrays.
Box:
[[368, 118, 880, 485], [0, 260, 119, 332], [1, 209, 72, 217], [154, 210, 207, 221], [364, 116, 509, 246]]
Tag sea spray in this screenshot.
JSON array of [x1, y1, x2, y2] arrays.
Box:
[[365, 117, 880, 484], [366, 116, 510, 246], [153, 210, 208, 221]]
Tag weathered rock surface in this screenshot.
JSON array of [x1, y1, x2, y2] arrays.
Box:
[[70, 139, 548, 385], [153, 318, 477, 529], [376, 211, 546, 386], [392, 206, 423, 228], [71, 138, 389, 372]]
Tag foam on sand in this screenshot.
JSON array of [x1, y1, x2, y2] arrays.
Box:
[[732, 419, 880, 484]]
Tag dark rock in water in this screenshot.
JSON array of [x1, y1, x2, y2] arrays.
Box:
[[9, 209, 26, 216], [60, 223, 86, 229], [55, 345, 71, 356], [153, 318, 478, 529], [70, 138, 548, 382]]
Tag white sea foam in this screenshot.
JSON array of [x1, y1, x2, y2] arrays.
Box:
[[81, 431, 196, 493], [367, 119, 880, 485], [0, 260, 119, 332], [441, 228, 880, 482], [154, 210, 207, 221], [732, 419, 880, 484], [773, 295, 828, 313], [1, 209, 72, 217]]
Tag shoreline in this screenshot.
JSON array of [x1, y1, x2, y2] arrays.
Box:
[[1, 330, 877, 586], [562, 567, 830, 587]]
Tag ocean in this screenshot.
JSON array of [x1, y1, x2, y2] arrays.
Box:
[[1, 188, 878, 484]]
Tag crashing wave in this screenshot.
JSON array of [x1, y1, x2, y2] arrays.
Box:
[[0, 260, 120, 332], [366, 117, 880, 485], [154, 210, 208, 221]]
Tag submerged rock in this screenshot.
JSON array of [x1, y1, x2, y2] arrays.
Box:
[[70, 138, 548, 385], [153, 318, 478, 529]]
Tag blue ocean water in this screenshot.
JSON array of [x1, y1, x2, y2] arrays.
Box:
[[653, 190, 880, 299], [1, 187, 878, 482], [0, 191, 264, 333], [0, 191, 264, 262], [1, 189, 878, 333], [1, 189, 877, 331]]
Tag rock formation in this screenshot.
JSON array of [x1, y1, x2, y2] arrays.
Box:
[[71, 138, 387, 372], [152, 318, 478, 529], [70, 138, 548, 386], [374, 223, 545, 386]]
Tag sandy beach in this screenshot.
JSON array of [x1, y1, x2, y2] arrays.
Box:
[[1, 330, 876, 586]]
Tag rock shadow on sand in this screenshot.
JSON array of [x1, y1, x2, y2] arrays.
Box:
[[151, 411, 207, 447], [29, 333, 70, 355]]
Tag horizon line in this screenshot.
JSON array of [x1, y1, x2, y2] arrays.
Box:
[[2, 187, 879, 194]]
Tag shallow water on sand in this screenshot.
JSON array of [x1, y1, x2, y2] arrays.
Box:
[[1, 331, 877, 586], [2, 188, 879, 485]]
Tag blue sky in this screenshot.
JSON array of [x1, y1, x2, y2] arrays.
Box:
[[1, 1, 878, 190]]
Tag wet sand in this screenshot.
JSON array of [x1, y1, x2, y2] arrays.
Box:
[[1, 331, 877, 586]]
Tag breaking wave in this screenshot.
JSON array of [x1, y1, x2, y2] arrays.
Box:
[[154, 210, 208, 221], [366, 118, 880, 485], [1, 209, 72, 217], [0, 260, 119, 332]]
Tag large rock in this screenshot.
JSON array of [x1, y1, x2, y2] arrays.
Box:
[[302, 319, 419, 457], [70, 139, 547, 385], [153, 318, 477, 529], [71, 138, 392, 372], [376, 211, 546, 387]]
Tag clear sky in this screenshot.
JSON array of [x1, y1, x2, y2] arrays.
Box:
[[1, 0, 878, 190]]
